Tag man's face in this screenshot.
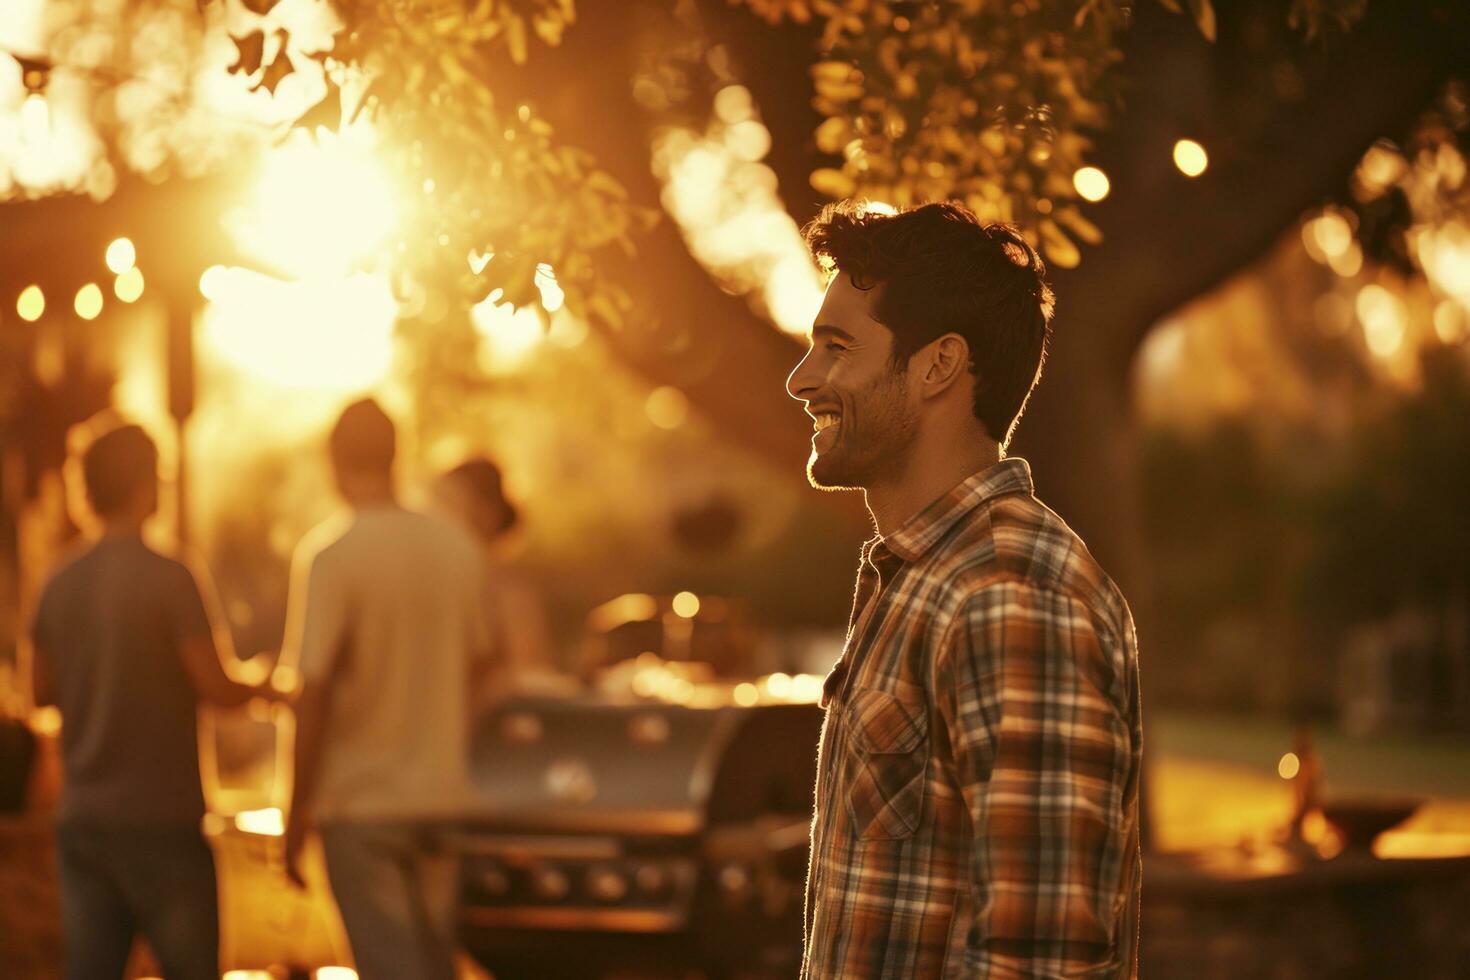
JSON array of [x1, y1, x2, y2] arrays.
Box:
[[786, 275, 918, 491]]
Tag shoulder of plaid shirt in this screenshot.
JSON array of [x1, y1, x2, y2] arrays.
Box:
[[813, 459, 1143, 979]]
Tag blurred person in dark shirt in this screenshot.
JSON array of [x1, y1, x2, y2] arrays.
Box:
[[27, 412, 275, 980]]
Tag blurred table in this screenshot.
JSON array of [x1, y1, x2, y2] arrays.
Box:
[[1143, 845, 1470, 978]]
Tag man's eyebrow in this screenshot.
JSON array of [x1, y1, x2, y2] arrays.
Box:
[[811, 324, 856, 342]]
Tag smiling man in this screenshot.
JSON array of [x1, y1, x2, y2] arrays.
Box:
[[787, 201, 1142, 979]]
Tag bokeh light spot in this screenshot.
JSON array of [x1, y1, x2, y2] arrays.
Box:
[[672, 591, 701, 618], [1173, 139, 1209, 177], [1278, 752, 1301, 780], [1433, 300, 1466, 344], [105, 237, 136, 275], [74, 283, 104, 320], [1356, 283, 1407, 358], [713, 85, 754, 125], [1073, 166, 1111, 202], [114, 267, 145, 303], [646, 386, 690, 430], [17, 284, 45, 322]]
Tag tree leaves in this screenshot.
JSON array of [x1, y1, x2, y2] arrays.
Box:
[[766, 0, 1129, 265], [293, 80, 342, 134], [810, 167, 854, 197], [228, 30, 265, 76], [283, 1, 655, 326], [259, 44, 293, 95]]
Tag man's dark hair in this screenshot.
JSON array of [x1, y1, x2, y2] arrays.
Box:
[[330, 398, 396, 473], [67, 413, 158, 517], [803, 200, 1056, 450]]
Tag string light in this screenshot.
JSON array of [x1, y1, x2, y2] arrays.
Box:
[[74, 283, 104, 320], [1174, 139, 1209, 177], [1073, 166, 1111, 202], [115, 267, 145, 303], [17, 285, 45, 322], [105, 237, 136, 275]]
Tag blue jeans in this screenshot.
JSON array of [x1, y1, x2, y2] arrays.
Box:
[[319, 821, 460, 980], [56, 821, 219, 980]]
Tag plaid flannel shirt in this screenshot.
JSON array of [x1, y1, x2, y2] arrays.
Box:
[[802, 458, 1142, 979]]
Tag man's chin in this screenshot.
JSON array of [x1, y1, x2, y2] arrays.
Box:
[[806, 451, 862, 492]]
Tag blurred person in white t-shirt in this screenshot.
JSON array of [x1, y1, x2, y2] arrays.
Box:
[[278, 399, 493, 980]]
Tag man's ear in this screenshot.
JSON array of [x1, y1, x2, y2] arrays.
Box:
[[916, 333, 971, 399]]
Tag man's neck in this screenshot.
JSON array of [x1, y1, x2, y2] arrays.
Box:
[[98, 515, 147, 538], [864, 424, 1000, 539], [347, 488, 397, 509], [340, 475, 397, 509]]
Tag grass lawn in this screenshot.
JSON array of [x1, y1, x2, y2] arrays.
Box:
[[1148, 710, 1470, 852]]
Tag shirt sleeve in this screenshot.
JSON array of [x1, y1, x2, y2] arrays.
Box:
[[281, 545, 349, 686], [935, 581, 1135, 979], [27, 577, 63, 706], [168, 556, 221, 648], [28, 577, 60, 657]]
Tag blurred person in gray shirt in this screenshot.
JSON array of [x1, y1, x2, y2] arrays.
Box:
[[27, 413, 275, 980], [279, 398, 493, 980]]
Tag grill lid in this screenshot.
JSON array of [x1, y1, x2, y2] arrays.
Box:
[[467, 695, 820, 836]]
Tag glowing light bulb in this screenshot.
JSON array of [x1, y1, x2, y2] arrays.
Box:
[[17, 285, 45, 321], [74, 283, 104, 320], [1173, 139, 1209, 177], [672, 591, 701, 618], [106, 237, 136, 275], [115, 267, 145, 303], [20, 94, 49, 143], [1073, 166, 1111, 202]]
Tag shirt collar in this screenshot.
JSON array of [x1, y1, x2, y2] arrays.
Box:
[[869, 457, 1035, 566]]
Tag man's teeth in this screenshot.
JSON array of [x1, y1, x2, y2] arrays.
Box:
[[813, 414, 840, 432]]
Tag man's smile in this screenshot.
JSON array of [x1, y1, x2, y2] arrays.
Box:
[[810, 409, 842, 452]]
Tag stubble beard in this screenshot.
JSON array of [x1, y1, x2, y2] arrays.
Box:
[[806, 369, 917, 492]]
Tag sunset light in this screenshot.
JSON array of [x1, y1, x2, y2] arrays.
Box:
[[199, 266, 397, 390], [229, 127, 398, 279], [653, 85, 824, 336], [4, 5, 1470, 978]]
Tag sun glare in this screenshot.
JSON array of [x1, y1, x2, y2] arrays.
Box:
[[200, 266, 397, 390], [653, 89, 824, 337], [230, 127, 398, 279], [473, 291, 547, 372]]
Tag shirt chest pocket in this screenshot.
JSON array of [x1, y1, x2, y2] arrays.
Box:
[[842, 687, 929, 842]]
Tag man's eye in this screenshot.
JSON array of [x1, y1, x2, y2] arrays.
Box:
[[824, 342, 846, 353]]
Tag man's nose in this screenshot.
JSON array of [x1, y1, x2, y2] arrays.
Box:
[[786, 348, 820, 402]]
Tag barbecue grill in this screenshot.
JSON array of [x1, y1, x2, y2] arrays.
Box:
[[457, 693, 822, 980]]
